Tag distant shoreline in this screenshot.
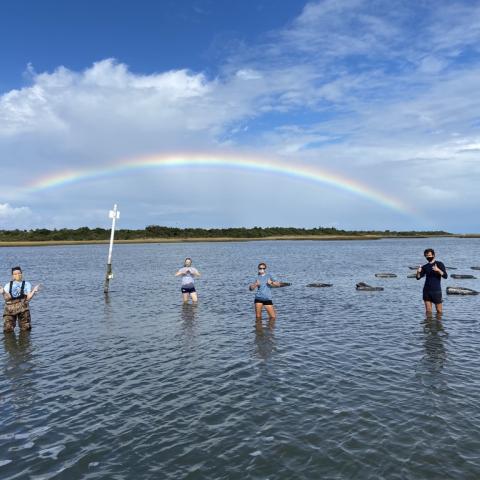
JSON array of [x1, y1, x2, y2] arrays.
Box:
[[0, 234, 478, 247]]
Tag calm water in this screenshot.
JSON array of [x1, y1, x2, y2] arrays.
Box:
[[1, 238, 480, 479]]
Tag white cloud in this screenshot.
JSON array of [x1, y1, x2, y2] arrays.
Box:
[[0, 203, 31, 218], [0, 203, 33, 228]]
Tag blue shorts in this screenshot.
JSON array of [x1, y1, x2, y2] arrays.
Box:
[[255, 299, 273, 306], [181, 286, 196, 294], [423, 290, 442, 304]]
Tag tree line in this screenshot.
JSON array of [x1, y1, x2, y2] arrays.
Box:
[[0, 226, 452, 242]]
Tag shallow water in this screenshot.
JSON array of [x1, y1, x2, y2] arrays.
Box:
[[1, 238, 480, 479]]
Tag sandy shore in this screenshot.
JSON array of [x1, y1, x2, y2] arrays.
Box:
[[0, 234, 473, 247]]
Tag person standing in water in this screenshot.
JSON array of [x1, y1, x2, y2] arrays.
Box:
[[249, 262, 282, 321], [1, 266, 40, 333], [175, 258, 201, 303], [416, 248, 448, 315]]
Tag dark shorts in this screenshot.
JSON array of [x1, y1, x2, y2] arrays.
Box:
[[255, 299, 273, 306], [181, 286, 196, 294], [423, 290, 442, 304]]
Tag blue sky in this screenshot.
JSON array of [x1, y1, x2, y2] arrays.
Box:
[[1, 0, 480, 232], [0, 0, 302, 90]]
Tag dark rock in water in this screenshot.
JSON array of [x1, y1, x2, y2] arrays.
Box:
[[272, 282, 291, 288], [451, 274, 476, 279], [356, 282, 384, 291], [307, 283, 333, 288], [446, 266, 457, 270], [375, 273, 397, 278], [407, 274, 417, 278], [471, 266, 480, 271], [408, 266, 419, 270], [447, 286, 479, 295]]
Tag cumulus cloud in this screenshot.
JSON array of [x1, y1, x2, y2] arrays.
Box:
[[0, 203, 33, 228]]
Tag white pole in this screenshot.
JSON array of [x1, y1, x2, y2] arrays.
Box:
[[107, 204, 118, 264], [104, 204, 120, 293]]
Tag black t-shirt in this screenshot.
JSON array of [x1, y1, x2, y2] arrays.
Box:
[[417, 261, 447, 292]]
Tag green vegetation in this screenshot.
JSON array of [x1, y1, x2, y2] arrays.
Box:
[[0, 226, 452, 242]]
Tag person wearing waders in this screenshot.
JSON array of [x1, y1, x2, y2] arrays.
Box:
[[1, 266, 40, 333]]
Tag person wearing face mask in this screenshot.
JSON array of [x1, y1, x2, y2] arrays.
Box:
[[175, 258, 201, 304], [416, 248, 448, 315]]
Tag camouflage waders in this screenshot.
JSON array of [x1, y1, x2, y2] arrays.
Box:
[[3, 299, 31, 333]]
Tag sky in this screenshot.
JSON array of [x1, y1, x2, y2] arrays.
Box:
[[0, 0, 479, 232]]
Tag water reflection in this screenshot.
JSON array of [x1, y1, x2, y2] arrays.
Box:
[[254, 319, 276, 361], [103, 292, 117, 322], [180, 303, 197, 344], [3, 331, 33, 365], [422, 314, 448, 372], [104, 292, 111, 305], [3, 332, 37, 413]]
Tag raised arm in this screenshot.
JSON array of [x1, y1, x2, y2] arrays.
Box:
[[267, 277, 282, 287], [1, 285, 11, 300], [416, 265, 424, 280], [433, 262, 448, 279], [26, 284, 40, 301]]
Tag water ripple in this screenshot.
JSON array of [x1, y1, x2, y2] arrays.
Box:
[[1, 239, 480, 478]]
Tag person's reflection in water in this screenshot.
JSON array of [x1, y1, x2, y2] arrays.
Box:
[[3, 332, 37, 416], [3, 331, 33, 364], [422, 313, 447, 373], [181, 303, 197, 345], [254, 318, 276, 361]]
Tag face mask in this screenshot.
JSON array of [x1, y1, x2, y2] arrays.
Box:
[[426, 257, 434, 262]]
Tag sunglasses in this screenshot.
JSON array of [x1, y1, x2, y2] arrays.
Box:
[[258, 267, 266, 271]]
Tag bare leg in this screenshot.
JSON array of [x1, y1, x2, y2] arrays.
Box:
[[182, 293, 190, 303], [255, 303, 263, 320], [435, 302, 443, 316], [424, 301, 433, 316], [264, 304, 276, 321], [190, 292, 198, 303]]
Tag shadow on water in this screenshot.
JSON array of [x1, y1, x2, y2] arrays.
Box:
[[421, 314, 448, 374], [254, 319, 276, 361]]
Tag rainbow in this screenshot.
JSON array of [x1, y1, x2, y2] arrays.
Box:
[[24, 152, 414, 215]]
